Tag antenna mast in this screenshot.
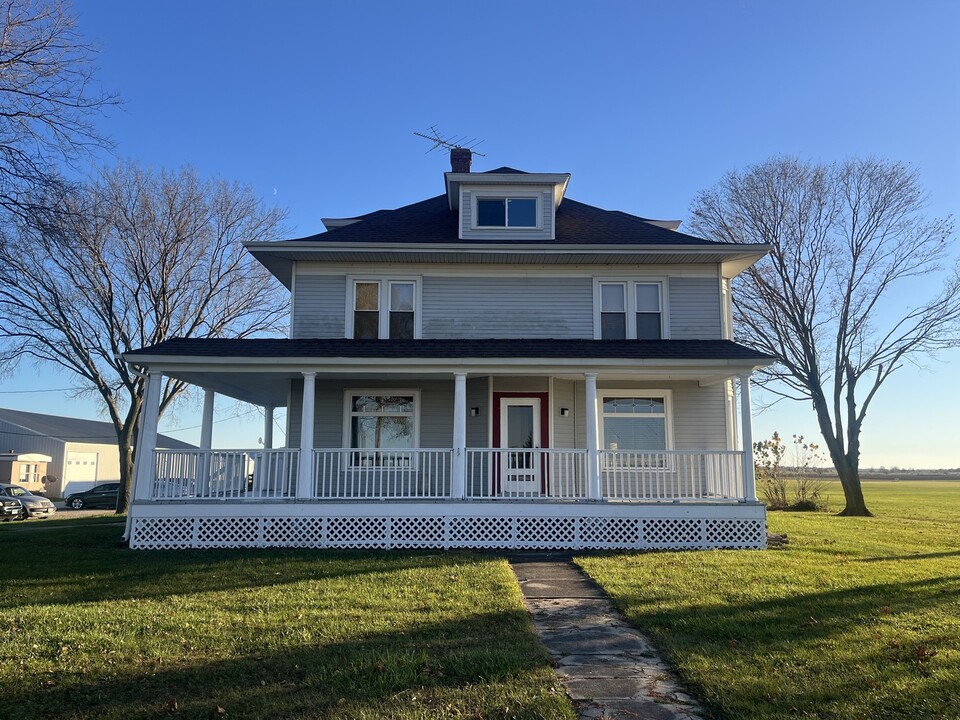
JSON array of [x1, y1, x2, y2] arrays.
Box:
[[413, 126, 486, 156]]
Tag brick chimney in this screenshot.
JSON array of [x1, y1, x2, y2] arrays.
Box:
[[450, 147, 472, 173]]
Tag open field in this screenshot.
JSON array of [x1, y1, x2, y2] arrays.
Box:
[[577, 480, 960, 720], [0, 523, 572, 720]]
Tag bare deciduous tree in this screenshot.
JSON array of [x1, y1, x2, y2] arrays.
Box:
[[0, 163, 289, 512], [0, 0, 116, 221], [689, 157, 960, 516]]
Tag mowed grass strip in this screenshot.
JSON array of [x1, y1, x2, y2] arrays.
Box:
[[576, 481, 960, 720], [0, 524, 573, 720]]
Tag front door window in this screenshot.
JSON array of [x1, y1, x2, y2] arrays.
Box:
[[500, 398, 541, 493]]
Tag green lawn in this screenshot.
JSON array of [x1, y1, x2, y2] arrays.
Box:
[[0, 523, 573, 720], [576, 481, 960, 720]]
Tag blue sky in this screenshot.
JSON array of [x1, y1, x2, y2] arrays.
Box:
[[1, 0, 958, 468]]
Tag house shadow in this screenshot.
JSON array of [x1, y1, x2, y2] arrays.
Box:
[[1, 610, 566, 720], [0, 523, 494, 609], [583, 561, 960, 717]]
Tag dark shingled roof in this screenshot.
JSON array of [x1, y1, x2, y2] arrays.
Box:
[[127, 338, 773, 363], [287, 193, 726, 246], [0, 408, 195, 448]]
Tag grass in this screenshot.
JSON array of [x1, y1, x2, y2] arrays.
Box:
[[576, 480, 960, 720], [0, 523, 573, 720]]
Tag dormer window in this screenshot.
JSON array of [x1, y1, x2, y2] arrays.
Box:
[[476, 197, 538, 228]]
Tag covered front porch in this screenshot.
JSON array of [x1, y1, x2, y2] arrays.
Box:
[[124, 339, 768, 549]]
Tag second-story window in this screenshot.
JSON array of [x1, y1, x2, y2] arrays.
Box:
[[476, 197, 538, 227], [600, 283, 627, 339], [350, 279, 418, 339], [596, 279, 665, 340]]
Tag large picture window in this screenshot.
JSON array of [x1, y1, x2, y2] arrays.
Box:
[[349, 278, 419, 339], [344, 392, 419, 467], [595, 279, 665, 339], [599, 393, 671, 455]]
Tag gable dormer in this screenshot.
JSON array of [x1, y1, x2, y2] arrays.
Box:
[[444, 150, 570, 241]]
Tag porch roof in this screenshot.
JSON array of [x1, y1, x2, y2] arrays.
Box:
[[127, 337, 773, 362], [123, 338, 773, 407]]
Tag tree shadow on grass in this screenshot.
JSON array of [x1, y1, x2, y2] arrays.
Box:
[[0, 524, 492, 609], [2, 610, 570, 720], [854, 549, 960, 562], [583, 566, 960, 720]]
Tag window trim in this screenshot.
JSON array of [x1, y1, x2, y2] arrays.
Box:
[[345, 276, 422, 339], [592, 278, 669, 339], [598, 389, 674, 455], [341, 389, 422, 468], [471, 191, 542, 230]]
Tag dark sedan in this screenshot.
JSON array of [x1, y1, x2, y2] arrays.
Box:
[[64, 482, 121, 510], [1, 495, 22, 521], [0, 484, 56, 519]]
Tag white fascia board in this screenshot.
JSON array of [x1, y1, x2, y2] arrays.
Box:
[[123, 354, 773, 376], [444, 172, 571, 210], [245, 239, 770, 258]]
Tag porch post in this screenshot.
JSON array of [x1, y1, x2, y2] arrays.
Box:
[[296, 372, 316, 498], [200, 388, 215, 450], [739, 373, 757, 502], [451, 372, 467, 499], [263, 406, 274, 449], [584, 372, 602, 500], [132, 371, 162, 502]]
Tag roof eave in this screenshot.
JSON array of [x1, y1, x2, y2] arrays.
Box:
[[444, 172, 572, 211]]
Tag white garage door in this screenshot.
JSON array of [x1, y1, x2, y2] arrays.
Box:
[[64, 451, 99, 495]]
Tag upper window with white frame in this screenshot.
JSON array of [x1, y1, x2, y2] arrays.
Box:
[[350, 278, 419, 339], [475, 197, 539, 228], [596, 280, 664, 340]]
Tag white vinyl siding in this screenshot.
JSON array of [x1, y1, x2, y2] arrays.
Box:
[[460, 188, 554, 241], [422, 276, 593, 338], [669, 277, 722, 339], [291, 274, 346, 338]]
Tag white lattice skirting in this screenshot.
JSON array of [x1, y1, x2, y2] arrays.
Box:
[[128, 502, 766, 550]]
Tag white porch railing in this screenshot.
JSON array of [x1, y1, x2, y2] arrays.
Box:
[[601, 450, 744, 501], [153, 449, 299, 500], [148, 449, 745, 502], [466, 448, 588, 499], [313, 449, 452, 499]]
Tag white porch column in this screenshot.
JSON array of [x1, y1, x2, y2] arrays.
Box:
[[584, 372, 602, 501], [132, 371, 162, 502], [739, 373, 757, 502], [296, 372, 316, 498], [451, 372, 467, 499], [263, 406, 274, 449], [200, 388, 215, 450]]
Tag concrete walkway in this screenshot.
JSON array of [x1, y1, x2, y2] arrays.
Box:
[[509, 553, 706, 720]]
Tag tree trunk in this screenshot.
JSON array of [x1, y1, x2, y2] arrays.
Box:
[[834, 457, 872, 516], [115, 420, 138, 514]]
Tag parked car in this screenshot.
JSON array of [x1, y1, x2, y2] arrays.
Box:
[[64, 482, 121, 510], [0, 484, 56, 519], [1, 496, 22, 521]]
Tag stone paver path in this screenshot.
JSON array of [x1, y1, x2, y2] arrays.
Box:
[[509, 553, 707, 720]]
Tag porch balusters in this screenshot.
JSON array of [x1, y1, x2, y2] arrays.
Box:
[[451, 372, 467, 499], [297, 372, 317, 498]]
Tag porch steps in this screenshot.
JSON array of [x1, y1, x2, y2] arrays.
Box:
[[509, 554, 706, 720]]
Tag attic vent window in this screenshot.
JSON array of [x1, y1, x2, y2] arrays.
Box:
[[476, 197, 537, 228]]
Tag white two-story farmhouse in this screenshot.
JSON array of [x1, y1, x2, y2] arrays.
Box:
[[124, 149, 773, 550]]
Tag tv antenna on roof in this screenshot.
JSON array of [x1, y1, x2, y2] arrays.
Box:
[[413, 126, 486, 156]]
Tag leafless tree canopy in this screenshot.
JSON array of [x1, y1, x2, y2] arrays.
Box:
[[0, 163, 289, 511], [0, 0, 116, 220], [689, 157, 960, 516]]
